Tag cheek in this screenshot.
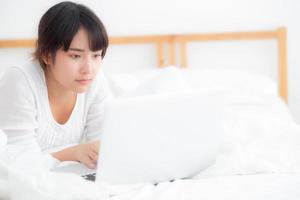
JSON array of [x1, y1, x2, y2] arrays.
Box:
[[93, 62, 101, 73], [54, 64, 79, 83]]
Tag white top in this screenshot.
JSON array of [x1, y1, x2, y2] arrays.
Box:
[[0, 60, 110, 153]]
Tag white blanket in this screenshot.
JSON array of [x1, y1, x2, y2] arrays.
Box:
[[1, 68, 300, 199], [1, 158, 300, 200], [1, 137, 300, 200]]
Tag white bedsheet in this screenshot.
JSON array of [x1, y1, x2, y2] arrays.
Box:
[[1, 142, 299, 200], [1, 159, 300, 200], [1, 141, 300, 200], [1, 68, 300, 199]]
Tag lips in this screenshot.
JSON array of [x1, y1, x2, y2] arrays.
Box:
[[76, 79, 92, 85]]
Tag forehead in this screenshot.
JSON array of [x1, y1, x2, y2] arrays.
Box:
[[65, 26, 104, 53], [69, 28, 90, 49]]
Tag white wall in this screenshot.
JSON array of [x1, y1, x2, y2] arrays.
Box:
[[0, 0, 299, 123]]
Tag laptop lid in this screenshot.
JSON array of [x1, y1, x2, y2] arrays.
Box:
[[96, 91, 224, 184]]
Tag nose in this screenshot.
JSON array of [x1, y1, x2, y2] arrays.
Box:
[[81, 57, 93, 74]]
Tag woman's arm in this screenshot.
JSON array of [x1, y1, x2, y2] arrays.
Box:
[[51, 140, 99, 169], [4, 128, 99, 169]]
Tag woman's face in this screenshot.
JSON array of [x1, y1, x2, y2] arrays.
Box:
[[45, 27, 103, 93]]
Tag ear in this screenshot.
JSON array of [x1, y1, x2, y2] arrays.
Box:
[[41, 54, 51, 65]]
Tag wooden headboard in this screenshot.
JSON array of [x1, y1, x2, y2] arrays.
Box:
[[173, 27, 287, 102], [0, 27, 287, 101]]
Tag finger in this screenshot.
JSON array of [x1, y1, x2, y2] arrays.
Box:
[[82, 157, 96, 169], [89, 151, 98, 163]]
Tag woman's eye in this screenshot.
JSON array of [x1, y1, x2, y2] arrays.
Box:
[[93, 54, 101, 59], [70, 54, 80, 59]]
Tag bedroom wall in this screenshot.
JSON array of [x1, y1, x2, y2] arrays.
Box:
[[0, 0, 299, 123]]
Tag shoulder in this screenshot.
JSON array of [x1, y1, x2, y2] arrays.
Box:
[[0, 63, 39, 130], [0, 61, 41, 98], [1, 66, 29, 89], [1, 59, 41, 79]]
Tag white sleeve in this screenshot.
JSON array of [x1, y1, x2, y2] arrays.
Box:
[[0, 68, 40, 152], [83, 71, 112, 141]]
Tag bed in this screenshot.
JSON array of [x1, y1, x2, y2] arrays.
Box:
[[0, 27, 287, 102], [1, 27, 300, 200]]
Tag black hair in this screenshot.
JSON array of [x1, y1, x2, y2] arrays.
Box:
[[34, 1, 108, 69]]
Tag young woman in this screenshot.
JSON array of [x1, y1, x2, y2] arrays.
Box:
[[0, 2, 110, 169]]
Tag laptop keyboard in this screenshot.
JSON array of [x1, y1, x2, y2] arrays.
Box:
[[82, 173, 96, 182], [82, 174, 181, 184]]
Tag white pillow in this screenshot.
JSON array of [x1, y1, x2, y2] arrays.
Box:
[[129, 66, 192, 97], [108, 67, 278, 100], [107, 66, 192, 98], [106, 73, 140, 97], [181, 68, 278, 96], [106, 68, 160, 97]]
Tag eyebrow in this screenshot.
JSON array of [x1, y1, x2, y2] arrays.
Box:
[[68, 48, 85, 52]]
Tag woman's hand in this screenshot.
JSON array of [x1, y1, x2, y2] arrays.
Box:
[[51, 140, 100, 169], [73, 140, 100, 169]]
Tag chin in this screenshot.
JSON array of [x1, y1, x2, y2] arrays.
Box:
[[74, 85, 90, 93]]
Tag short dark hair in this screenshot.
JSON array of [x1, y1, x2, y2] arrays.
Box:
[[34, 1, 109, 69]]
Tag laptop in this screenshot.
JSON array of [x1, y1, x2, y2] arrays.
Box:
[[94, 91, 224, 185], [52, 91, 224, 184]]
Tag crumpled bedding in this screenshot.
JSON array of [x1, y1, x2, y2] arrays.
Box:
[[1, 141, 300, 200], [1, 95, 300, 200], [1, 157, 300, 200], [1, 72, 300, 199]]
